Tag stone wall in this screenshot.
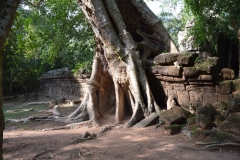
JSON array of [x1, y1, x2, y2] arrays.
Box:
[[39, 53, 239, 108], [39, 68, 87, 100], [148, 53, 236, 109]]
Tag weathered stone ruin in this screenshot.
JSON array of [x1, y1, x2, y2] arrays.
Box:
[[39, 51, 240, 140], [148, 52, 239, 108], [39, 67, 87, 100]]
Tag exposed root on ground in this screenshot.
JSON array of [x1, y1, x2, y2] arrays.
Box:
[[33, 124, 120, 159], [17, 101, 51, 108], [32, 131, 97, 160], [213, 127, 240, 142], [5, 116, 54, 123], [6, 108, 34, 113], [195, 127, 240, 151], [42, 120, 98, 131], [196, 142, 240, 151]]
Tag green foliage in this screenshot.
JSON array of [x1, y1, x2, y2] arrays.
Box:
[[3, 0, 94, 93], [3, 104, 48, 120], [156, 0, 193, 45], [184, 0, 240, 45]]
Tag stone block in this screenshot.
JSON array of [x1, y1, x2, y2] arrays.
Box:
[[177, 91, 190, 107], [203, 82, 214, 85], [156, 75, 186, 82], [226, 98, 240, 115], [216, 81, 233, 94], [221, 68, 235, 80], [213, 101, 229, 117], [203, 93, 217, 105], [154, 53, 179, 65], [217, 94, 233, 104], [154, 66, 181, 76], [133, 113, 159, 128], [164, 124, 181, 135], [172, 84, 185, 91], [201, 86, 215, 93], [183, 67, 198, 77], [198, 75, 213, 81], [232, 79, 240, 92], [149, 67, 158, 74], [186, 85, 202, 92], [196, 103, 216, 129], [160, 81, 166, 85], [189, 82, 203, 85], [161, 106, 192, 125], [177, 53, 199, 66], [160, 108, 183, 125], [189, 91, 203, 107], [219, 112, 240, 136], [165, 83, 173, 90], [232, 92, 240, 98], [187, 75, 213, 82]]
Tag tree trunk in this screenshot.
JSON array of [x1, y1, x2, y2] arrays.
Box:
[[0, 0, 21, 157], [58, 0, 178, 128]]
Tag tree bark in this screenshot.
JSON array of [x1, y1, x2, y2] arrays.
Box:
[[0, 0, 21, 157], [58, 0, 178, 128]]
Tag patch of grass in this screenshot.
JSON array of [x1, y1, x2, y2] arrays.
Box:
[[3, 104, 48, 119]]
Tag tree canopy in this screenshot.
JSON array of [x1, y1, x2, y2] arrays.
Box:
[[3, 0, 94, 93], [184, 0, 240, 45]]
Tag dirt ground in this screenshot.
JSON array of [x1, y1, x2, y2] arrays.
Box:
[[2, 96, 240, 160]]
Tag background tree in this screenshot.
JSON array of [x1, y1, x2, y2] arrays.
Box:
[[3, 0, 95, 94], [184, 0, 240, 76], [156, 0, 185, 45]]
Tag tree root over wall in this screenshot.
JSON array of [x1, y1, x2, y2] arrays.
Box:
[[54, 0, 178, 128]]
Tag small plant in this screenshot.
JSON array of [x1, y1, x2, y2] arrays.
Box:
[[194, 57, 203, 64]]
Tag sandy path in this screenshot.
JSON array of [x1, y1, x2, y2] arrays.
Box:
[[3, 124, 240, 160]]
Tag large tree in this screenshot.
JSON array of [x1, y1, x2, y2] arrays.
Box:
[[0, 0, 21, 157], [57, 0, 178, 128]]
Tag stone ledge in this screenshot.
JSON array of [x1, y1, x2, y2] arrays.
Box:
[[152, 66, 181, 76]]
